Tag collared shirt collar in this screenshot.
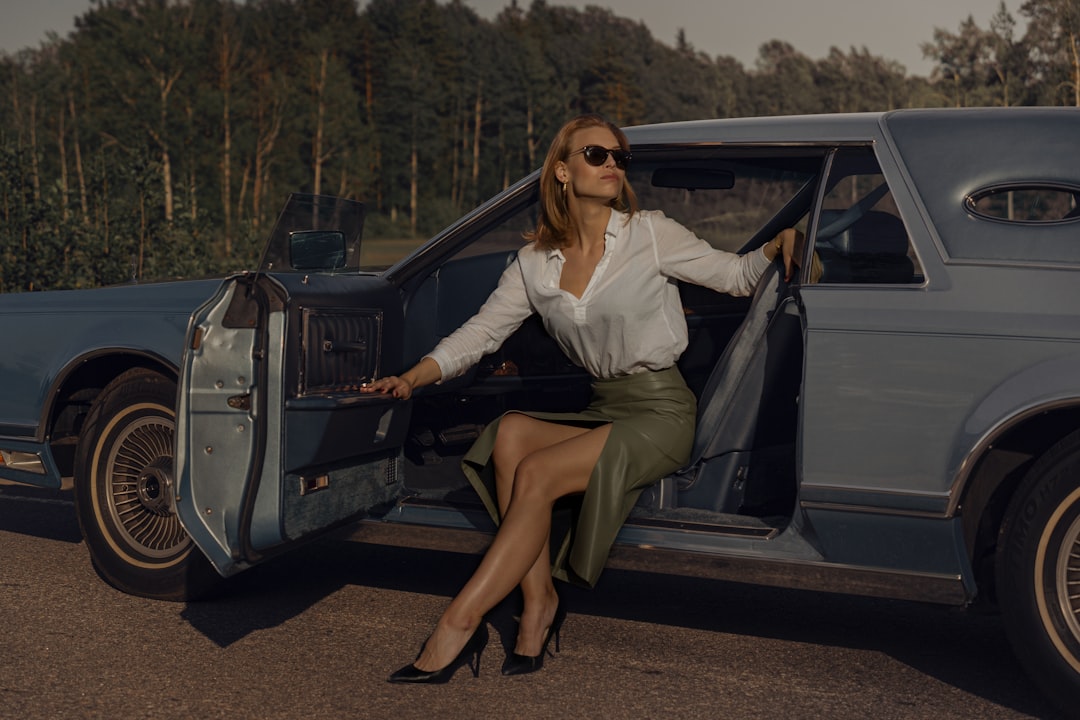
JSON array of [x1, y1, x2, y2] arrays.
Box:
[[544, 209, 626, 262]]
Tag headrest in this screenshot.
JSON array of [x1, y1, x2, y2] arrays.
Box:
[[815, 210, 914, 284], [817, 210, 910, 256]]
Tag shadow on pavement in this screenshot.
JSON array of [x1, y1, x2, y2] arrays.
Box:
[[179, 543, 358, 648], [0, 485, 82, 543], [301, 538, 1064, 720]]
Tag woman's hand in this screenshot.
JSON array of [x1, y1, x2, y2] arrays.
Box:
[[360, 375, 415, 400], [358, 357, 442, 401], [769, 228, 806, 281]]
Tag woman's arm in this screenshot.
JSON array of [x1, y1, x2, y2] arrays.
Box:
[[655, 211, 805, 292], [652, 213, 767, 295], [361, 254, 535, 400]]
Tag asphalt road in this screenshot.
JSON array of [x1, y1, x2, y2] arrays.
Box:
[[0, 483, 1066, 720]]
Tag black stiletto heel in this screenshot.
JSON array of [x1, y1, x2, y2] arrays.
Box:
[[388, 624, 489, 684], [501, 602, 567, 676]]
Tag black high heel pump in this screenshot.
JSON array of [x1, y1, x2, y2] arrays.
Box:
[[501, 603, 567, 676], [388, 624, 489, 684]]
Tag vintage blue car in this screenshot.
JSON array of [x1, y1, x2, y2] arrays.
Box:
[[1, 107, 1078, 711]]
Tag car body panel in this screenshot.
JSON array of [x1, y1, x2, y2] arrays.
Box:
[[799, 281, 1080, 503], [885, 108, 1080, 264], [0, 279, 221, 487]]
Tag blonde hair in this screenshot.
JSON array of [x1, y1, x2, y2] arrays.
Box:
[[527, 114, 638, 250]]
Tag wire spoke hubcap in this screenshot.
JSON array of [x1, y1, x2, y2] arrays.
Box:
[[1057, 513, 1080, 645], [106, 415, 190, 560]]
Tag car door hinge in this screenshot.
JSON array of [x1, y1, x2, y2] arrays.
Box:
[[227, 393, 251, 411]]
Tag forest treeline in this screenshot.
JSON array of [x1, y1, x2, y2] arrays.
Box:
[[1, 0, 1078, 291]]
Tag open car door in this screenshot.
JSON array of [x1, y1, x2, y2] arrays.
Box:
[[173, 195, 410, 576]]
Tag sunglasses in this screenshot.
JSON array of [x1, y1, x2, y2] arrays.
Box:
[[569, 145, 632, 170]]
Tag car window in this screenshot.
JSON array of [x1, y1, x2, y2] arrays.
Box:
[[451, 202, 537, 260], [629, 152, 818, 253], [814, 147, 923, 285], [441, 149, 822, 265], [966, 184, 1080, 224]]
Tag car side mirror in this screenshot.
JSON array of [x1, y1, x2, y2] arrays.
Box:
[[289, 230, 347, 271]]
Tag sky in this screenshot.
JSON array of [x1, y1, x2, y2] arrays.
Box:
[[2, 0, 1024, 76]]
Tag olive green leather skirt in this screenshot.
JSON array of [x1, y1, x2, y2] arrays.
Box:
[[461, 366, 696, 588]]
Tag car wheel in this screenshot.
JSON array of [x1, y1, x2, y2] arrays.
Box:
[[997, 428, 1080, 711], [74, 368, 219, 600]]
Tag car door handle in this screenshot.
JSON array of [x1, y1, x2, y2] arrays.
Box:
[[322, 339, 368, 353]]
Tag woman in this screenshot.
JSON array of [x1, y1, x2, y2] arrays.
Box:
[[362, 114, 800, 683]]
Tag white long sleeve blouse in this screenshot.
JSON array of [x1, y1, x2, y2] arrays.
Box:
[[425, 209, 772, 381]]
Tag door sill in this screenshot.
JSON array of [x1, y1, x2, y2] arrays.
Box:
[[343, 508, 966, 605], [378, 495, 783, 543]]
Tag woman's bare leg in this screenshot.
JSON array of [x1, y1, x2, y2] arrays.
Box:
[[492, 414, 596, 655], [512, 535, 560, 656], [411, 417, 611, 671]]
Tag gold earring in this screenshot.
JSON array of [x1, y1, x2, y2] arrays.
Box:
[[562, 181, 568, 193]]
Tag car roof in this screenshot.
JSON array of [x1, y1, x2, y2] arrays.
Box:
[[623, 107, 1080, 148], [624, 112, 887, 145]]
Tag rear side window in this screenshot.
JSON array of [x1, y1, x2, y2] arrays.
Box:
[[813, 147, 923, 285], [966, 184, 1080, 224]]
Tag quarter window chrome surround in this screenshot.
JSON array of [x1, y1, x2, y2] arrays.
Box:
[[964, 182, 1080, 225]]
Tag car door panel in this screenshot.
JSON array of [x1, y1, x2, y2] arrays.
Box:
[[175, 271, 408, 576]]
